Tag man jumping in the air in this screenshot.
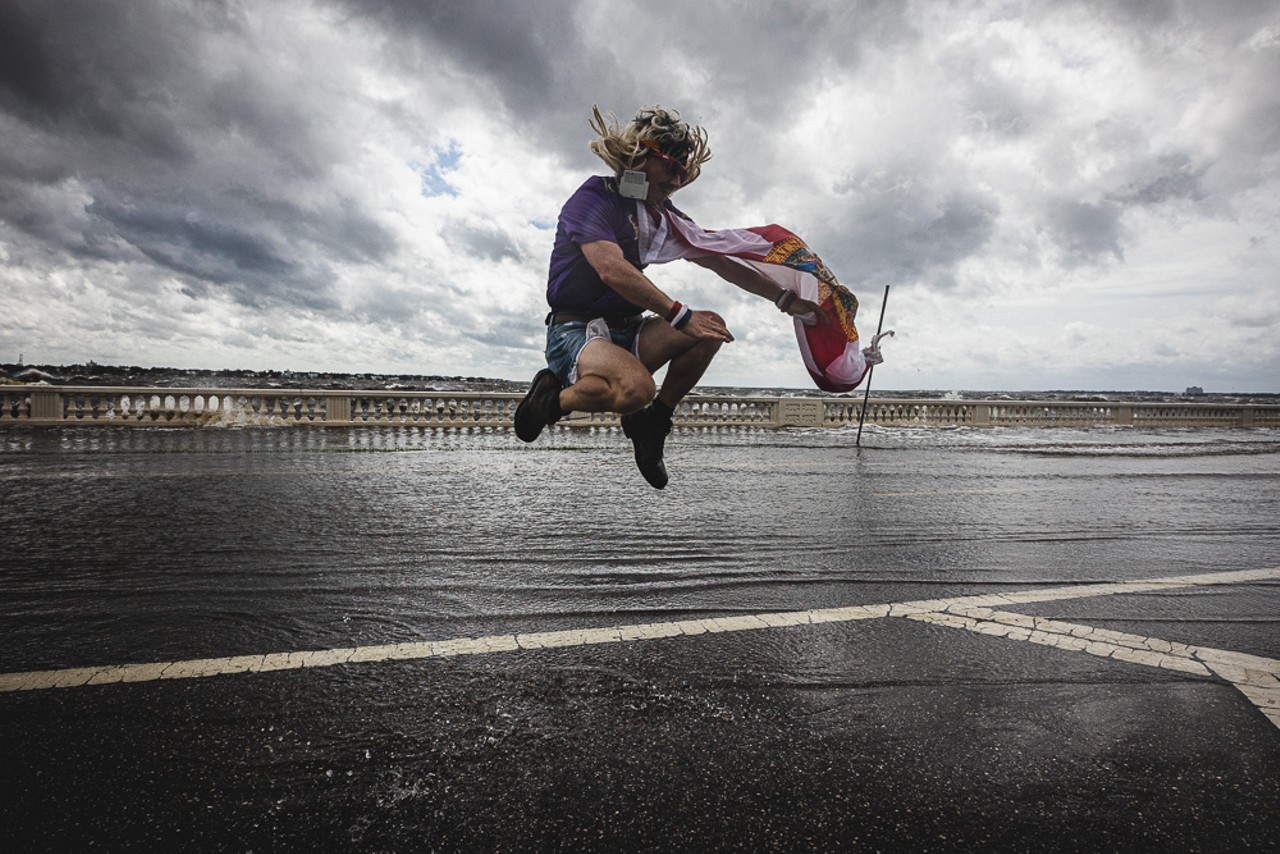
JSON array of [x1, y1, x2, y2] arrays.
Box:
[[514, 105, 826, 489], [515, 105, 884, 489]]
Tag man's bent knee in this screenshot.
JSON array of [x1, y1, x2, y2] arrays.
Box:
[[615, 373, 656, 414], [696, 338, 723, 357]]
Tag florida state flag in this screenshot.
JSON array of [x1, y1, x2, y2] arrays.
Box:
[[639, 209, 870, 392]]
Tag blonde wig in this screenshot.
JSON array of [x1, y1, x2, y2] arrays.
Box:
[[589, 105, 712, 186]]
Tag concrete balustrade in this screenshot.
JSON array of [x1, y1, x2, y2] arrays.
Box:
[[1, 386, 1276, 429]]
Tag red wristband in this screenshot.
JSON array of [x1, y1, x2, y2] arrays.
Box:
[[665, 301, 684, 322], [668, 302, 693, 330]]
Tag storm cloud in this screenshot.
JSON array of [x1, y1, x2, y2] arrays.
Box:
[[2, 0, 1277, 391]]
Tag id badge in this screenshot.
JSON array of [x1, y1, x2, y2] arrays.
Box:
[[619, 170, 649, 200]]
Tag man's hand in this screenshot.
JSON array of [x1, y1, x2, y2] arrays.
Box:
[[785, 297, 831, 326], [682, 310, 734, 342]]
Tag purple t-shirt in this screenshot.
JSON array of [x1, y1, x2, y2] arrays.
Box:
[[546, 176, 682, 316]]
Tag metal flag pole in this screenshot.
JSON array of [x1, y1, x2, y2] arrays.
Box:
[[856, 285, 891, 448]]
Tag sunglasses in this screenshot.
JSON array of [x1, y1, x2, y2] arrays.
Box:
[[639, 139, 689, 180]]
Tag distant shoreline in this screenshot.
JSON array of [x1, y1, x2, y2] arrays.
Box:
[[3, 362, 1277, 405]]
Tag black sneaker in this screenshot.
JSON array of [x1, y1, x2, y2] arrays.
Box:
[[621, 406, 672, 489], [514, 369, 562, 442]]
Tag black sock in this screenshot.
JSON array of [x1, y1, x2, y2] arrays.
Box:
[[651, 397, 675, 421]]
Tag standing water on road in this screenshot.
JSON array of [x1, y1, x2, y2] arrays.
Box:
[[3, 423, 1277, 670], [2, 423, 1278, 851]]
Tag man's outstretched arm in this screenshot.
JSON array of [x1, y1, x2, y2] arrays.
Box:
[[689, 254, 829, 324], [580, 240, 734, 342]]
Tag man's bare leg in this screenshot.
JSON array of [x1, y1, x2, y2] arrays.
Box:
[[611, 319, 725, 488], [518, 321, 726, 486], [638, 318, 724, 409], [560, 339, 656, 415]]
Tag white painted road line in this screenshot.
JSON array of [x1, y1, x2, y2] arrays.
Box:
[[907, 606, 1280, 729], [2, 566, 1277, 729]]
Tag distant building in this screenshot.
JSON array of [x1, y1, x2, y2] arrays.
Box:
[[1184, 386, 1204, 396]]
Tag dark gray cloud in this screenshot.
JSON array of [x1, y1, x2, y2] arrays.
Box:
[[464, 312, 544, 352], [329, 0, 918, 167], [0, 0, 396, 312], [1077, 0, 1277, 43], [86, 196, 312, 304], [334, 0, 572, 102], [823, 172, 1000, 289], [330, 0, 594, 154], [0, 0, 216, 163], [1043, 199, 1124, 267], [446, 219, 527, 265], [1113, 153, 1207, 206]]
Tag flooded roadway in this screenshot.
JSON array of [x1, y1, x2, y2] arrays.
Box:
[[2, 425, 1278, 851]]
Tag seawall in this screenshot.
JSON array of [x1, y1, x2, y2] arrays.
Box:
[[4, 386, 1279, 429]]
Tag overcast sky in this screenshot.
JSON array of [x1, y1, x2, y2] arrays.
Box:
[[2, 0, 1277, 392]]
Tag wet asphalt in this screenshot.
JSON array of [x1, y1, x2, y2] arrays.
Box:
[[2, 425, 1278, 851]]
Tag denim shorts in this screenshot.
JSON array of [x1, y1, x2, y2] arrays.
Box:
[[545, 316, 647, 386]]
